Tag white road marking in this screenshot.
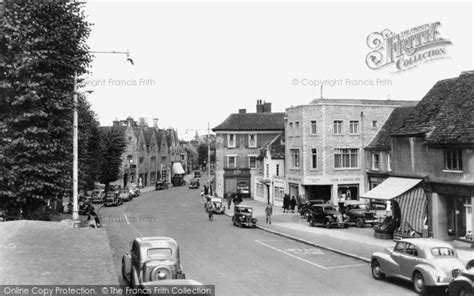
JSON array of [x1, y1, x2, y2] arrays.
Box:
[[256, 240, 366, 270], [255, 240, 328, 270], [123, 213, 130, 224]]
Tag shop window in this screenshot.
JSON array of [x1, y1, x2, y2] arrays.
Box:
[[447, 196, 469, 239], [444, 149, 463, 171], [257, 183, 265, 196]]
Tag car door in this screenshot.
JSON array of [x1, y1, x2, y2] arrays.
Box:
[[388, 241, 406, 277], [314, 206, 324, 224], [399, 242, 420, 278]]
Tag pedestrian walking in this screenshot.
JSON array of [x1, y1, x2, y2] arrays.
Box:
[[226, 192, 232, 209], [283, 194, 290, 213], [290, 196, 296, 213], [265, 203, 273, 224], [205, 198, 214, 222], [203, 185, 209, 196]]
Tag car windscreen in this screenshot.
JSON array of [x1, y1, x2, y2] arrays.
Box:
[[431, 247, 456, 257], [147, 248, 172, 258]]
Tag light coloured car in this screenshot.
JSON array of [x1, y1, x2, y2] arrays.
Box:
[[371, 238, 465, 294], [210, 197, 225, 214], [122, 237, 186, 287]]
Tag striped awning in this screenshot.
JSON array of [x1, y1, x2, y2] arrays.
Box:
[[394, 187, 428, 234], [172, 162, 185, 175], [360, 177, 423, 200]]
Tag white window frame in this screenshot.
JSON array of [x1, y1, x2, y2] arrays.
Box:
[[248, 155, 258, 169], [387, 153, 392, 171], [290, 149, 300, 168], [444, 149, 463, 172], [311, 120, 317, 135], [248, 134, 257, 148], [334, 148, 358, 169], [334, 120, 343, 134], [227, 134, 236, 148], [349, 120, 359, 134], [372, 152, 380, 170], [311, 148, 318, 169], [227, 155, 237, 168]]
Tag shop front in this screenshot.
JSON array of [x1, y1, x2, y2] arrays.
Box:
[[224, 168, 251, 198], [429, 182, 474, 242]]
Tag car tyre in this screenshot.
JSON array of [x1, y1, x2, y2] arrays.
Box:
[[356, 218, 365, 228], [413, 271, 427, 295], [325, 220, 332, 229], [371, 259, 385, 280], [308, 217, 314, 227]]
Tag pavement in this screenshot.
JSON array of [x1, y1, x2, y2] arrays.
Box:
[[222, 198, 474, 264], [0, 220, 119, 285]]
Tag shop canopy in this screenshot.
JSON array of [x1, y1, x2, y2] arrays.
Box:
[[360, 177, 423, 200], [172, 162, 185, 175], [361, 177, 427, 234]]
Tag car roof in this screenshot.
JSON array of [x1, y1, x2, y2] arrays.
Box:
[[344, 200, 365, 205], [135, 237, 178, 249], [398, 238, 455, 249]]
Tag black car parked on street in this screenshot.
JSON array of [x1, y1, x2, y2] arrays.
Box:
[[307, 204, 349, 228]]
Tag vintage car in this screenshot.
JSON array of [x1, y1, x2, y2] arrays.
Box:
[[449, 261, 474, 296], [171, 175, 186, 187], [155, 180, 169, 190], [128, 183, 140, 198], [210, 197, 225, 214], [307, 204, 349, 228], [103, 191, 123, 207], [91, 189, 105, 203], [122, 237, 186, 287], [299, 199, 327, 217], [232, 205, 257, 228], [340, 200, 378, 227], [194, 171, 201, 178], [188, 178, 200, 189], [237, 182, 250, 196], [120, 188, 133, 202], [371, 238, 465, 294], [68, 195, 92, 215]]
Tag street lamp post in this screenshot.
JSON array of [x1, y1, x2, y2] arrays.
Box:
[[72, 50, 133, 225]]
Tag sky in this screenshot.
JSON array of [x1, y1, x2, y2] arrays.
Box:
[[82, 0, 473, 140]]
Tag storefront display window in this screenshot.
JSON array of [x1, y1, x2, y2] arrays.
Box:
[[447, 196, 471, 240]]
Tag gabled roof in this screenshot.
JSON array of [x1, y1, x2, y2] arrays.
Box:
[[365, 106, 416, 151], [143, 128, 155, 146], [154, 129, 167, 147], [212, 112, 285, 131], [257, 133, 285, 160], [392, 71, 474, 145]]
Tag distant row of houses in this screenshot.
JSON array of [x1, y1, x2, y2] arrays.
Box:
[[212, 72, 474, 243], [100, 117, 199, 188]]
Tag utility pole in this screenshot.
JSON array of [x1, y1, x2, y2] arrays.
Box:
[[207, 121, 211, 192]]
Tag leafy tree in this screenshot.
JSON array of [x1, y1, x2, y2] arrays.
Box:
[[77, 95, 102, 193], [98, 127, 126, 192], [0, 1, 91, 218], [197, 142, 216, 166]]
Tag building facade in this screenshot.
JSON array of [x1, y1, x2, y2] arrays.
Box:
[[388, 72, 474, 242], [254, 134, 286, 207], [212, 100, 285, 198], [285, 98, 418, 205]]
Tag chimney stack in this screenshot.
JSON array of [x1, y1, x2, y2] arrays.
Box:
[[153, 118, 159, 129], [263, 102, 272, 113], [256, 99, 264, 113]]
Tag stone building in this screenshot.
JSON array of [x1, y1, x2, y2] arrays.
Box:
[[364, 71, 474, 242], [254, 133, 286, 207], [212, 100, 285, 198], [285, 98, 417, 205]]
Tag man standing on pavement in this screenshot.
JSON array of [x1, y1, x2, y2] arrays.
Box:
[[265, 203, 272, 224]]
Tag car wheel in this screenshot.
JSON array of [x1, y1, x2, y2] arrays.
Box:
[[412, 272, 427, 294], [356, 218, 365, 228], [325, 220, 332, 229], [371, 259, 385, 280], [308, 217, 314, 227]]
